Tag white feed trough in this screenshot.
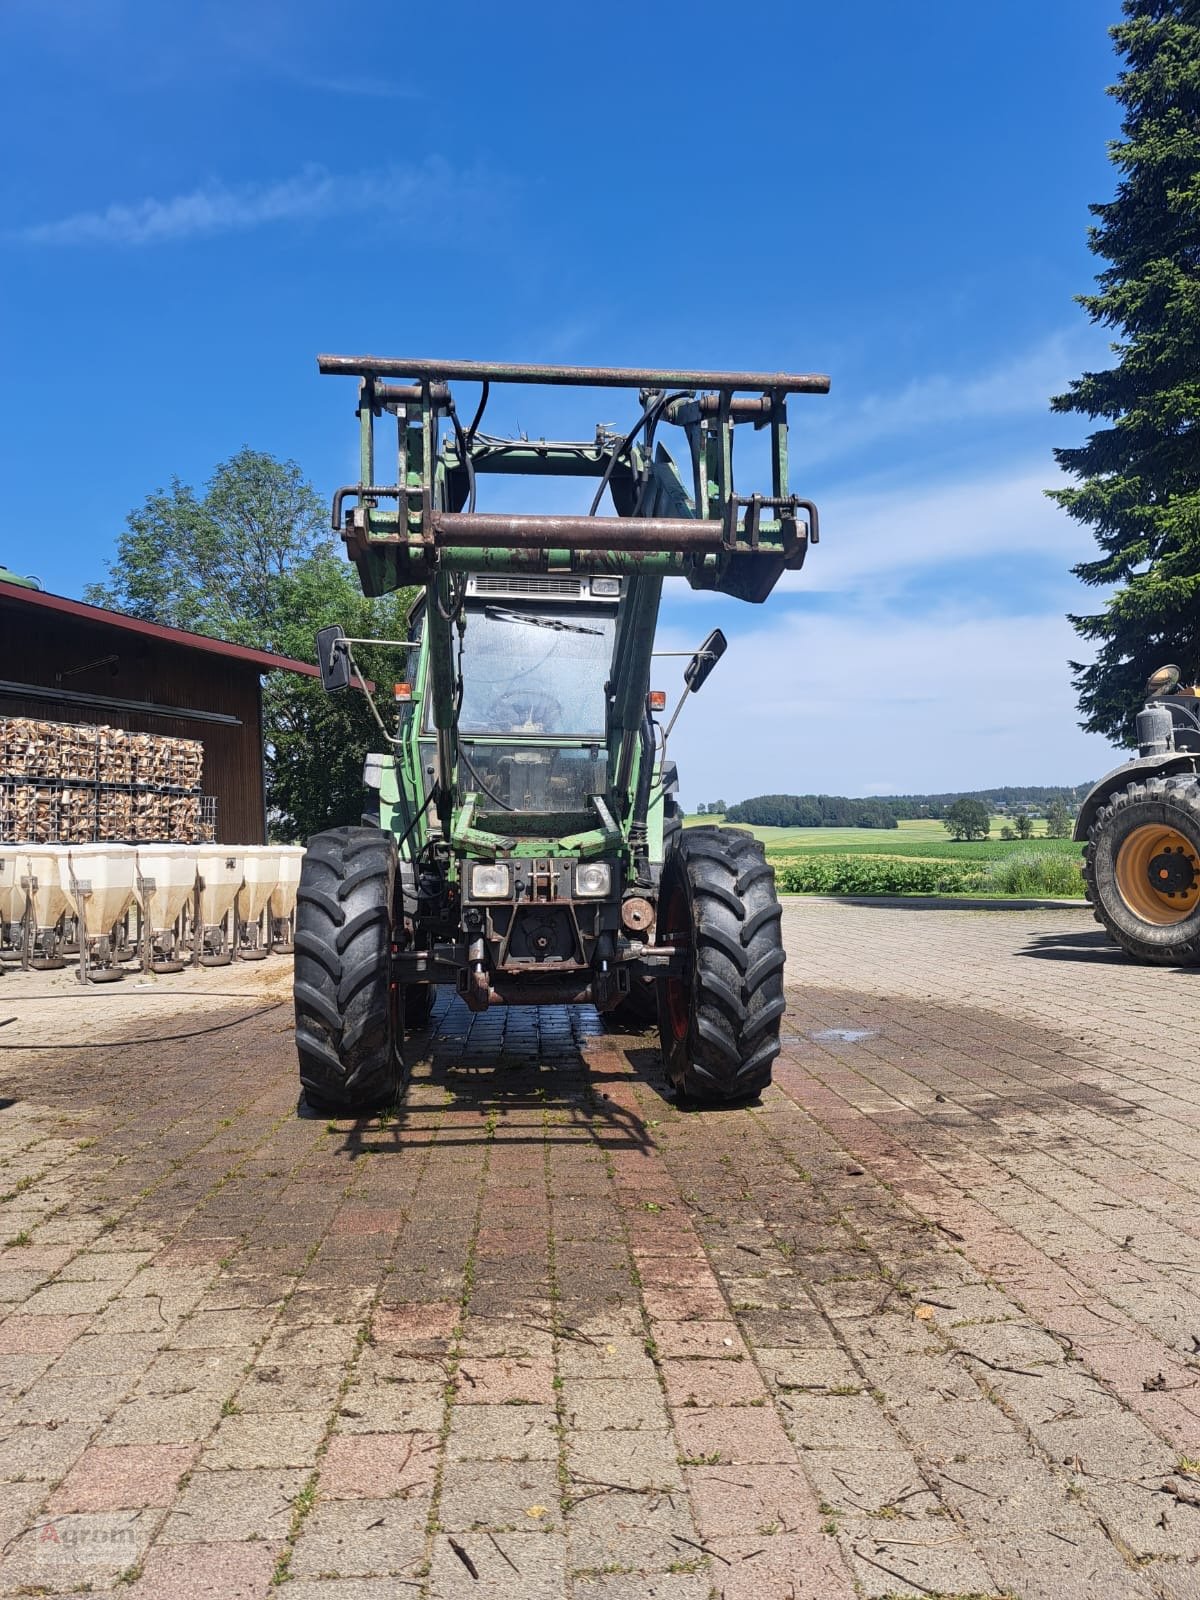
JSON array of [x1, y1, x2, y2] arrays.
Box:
[[22, 848, 73, 967], [134, 845, 197, 971], [235, 847, 279, 959], [270, 846, 304, 951], [195, 847, 242, 964], [0, 846, 26, 922], [66, 845, 137, 983], [0, 846, 27, 958]]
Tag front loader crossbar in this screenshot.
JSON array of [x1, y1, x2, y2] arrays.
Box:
[[318, 354, 831, 394], [431, 512, 721, 551], [319, 353, 828, 602]]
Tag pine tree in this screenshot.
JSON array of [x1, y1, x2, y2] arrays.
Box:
[[1052, 0, 1200, 745]]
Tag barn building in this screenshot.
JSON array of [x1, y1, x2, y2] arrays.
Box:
[[0, 577, 317, 845]]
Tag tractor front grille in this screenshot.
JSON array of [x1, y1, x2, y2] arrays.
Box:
[[470, 575, 584, 599]]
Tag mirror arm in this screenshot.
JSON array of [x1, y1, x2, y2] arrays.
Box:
[[661, 685, 692, 750], [340, 642, 402, 748]]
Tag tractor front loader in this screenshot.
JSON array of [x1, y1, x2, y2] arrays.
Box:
[[294, 356, 828, 1111]]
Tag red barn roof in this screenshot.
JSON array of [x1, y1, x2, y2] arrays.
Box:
[[0, 579, 320, 677]]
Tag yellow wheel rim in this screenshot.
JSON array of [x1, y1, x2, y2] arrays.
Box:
[[1114, 824, 1200, 924]]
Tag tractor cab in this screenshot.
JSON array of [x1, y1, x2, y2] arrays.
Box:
[[431, 575, 619, 824]]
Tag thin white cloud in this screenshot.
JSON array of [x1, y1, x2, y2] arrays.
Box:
[[801, 327, 1106, 466], [15, 160, 452, 246], [653, 451, 1120, 798], [780, 461, 1091, 594], [288, 74, 421, 99], [659, 604, 1120, 804]]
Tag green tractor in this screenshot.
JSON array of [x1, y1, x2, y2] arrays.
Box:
[[1077, 664, 1200, 963], [294, 357, 827, 1110]]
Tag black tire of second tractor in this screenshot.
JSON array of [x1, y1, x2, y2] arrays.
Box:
[[293, 826, 404, 1111], [656, 826, 786, 1102], [1085, 774, 1200, 965]]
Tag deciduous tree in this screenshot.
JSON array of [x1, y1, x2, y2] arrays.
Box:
[[86, 449, 412, 839], [1044, 798, 1074, 838], [943, 798, 991, 841]]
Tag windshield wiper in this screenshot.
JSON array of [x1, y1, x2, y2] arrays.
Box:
[[482, 605, 602, 636]]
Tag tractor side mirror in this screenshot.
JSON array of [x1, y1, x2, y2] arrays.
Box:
[[316, 625, 353, 693], [684, 628, 727, 693], [1145, 663, 1181, 699]]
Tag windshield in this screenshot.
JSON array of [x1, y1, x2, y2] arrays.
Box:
[[453, 603, 616, 739]]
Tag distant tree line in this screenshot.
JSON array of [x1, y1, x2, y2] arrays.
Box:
[[874, 785, 1087, 821], [723, 794, 899, 829], [945, 795, 1075, 842], [702, 787, 1087, 832]]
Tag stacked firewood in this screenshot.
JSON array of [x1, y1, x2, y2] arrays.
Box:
[[0, 719, 98, 781], [0, 718, 210, 843], [129, 732, 203, 788], [0, 784, 93, 842]]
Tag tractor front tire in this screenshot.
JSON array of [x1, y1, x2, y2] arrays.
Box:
[[1084, 775, 1200, 965], [656, 826, 786, 1102], [294, 826, 404, 1111]]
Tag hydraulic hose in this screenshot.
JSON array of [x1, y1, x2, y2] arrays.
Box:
[[629, 711, 655, 886]]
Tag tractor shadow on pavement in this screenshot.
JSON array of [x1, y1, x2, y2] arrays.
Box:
[[620, 1043, 767, 1116], [1018, 929, 1140, 964], [324, 992, 654, 1159]]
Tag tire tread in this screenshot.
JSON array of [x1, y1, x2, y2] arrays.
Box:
[[657, 827, 786, 1102], [294, 825, 402, 1110]]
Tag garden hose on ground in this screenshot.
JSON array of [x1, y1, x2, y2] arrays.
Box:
[[0, 1001, 288, 1050]]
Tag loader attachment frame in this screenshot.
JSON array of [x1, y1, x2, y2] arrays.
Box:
[[321, 354, 825, 601]]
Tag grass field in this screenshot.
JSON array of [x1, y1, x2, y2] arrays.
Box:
[[682, 815, 1086, 897], [684, 816, 1081, 861]]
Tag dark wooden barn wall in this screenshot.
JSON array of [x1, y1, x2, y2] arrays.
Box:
[[0, 602, 266, 845]]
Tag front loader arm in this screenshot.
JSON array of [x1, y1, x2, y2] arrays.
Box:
[[425, 571, 460, 836]]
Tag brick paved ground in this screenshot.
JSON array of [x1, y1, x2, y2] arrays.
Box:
[[0, 904, 1198, 1598]]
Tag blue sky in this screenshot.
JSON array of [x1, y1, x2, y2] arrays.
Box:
[[0, 0, 1128, 801]]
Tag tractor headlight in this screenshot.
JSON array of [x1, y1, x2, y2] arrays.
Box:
[[469, 863, 512, 900], [574, 863, 612, 898]]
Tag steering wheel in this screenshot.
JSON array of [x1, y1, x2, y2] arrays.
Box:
[[486, 689, 562, 733]]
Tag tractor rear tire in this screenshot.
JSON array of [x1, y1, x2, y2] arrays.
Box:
[[294, 826, 404, 1111], [656, 826, 786, 1102], [1084, 775, 1200, 965]]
